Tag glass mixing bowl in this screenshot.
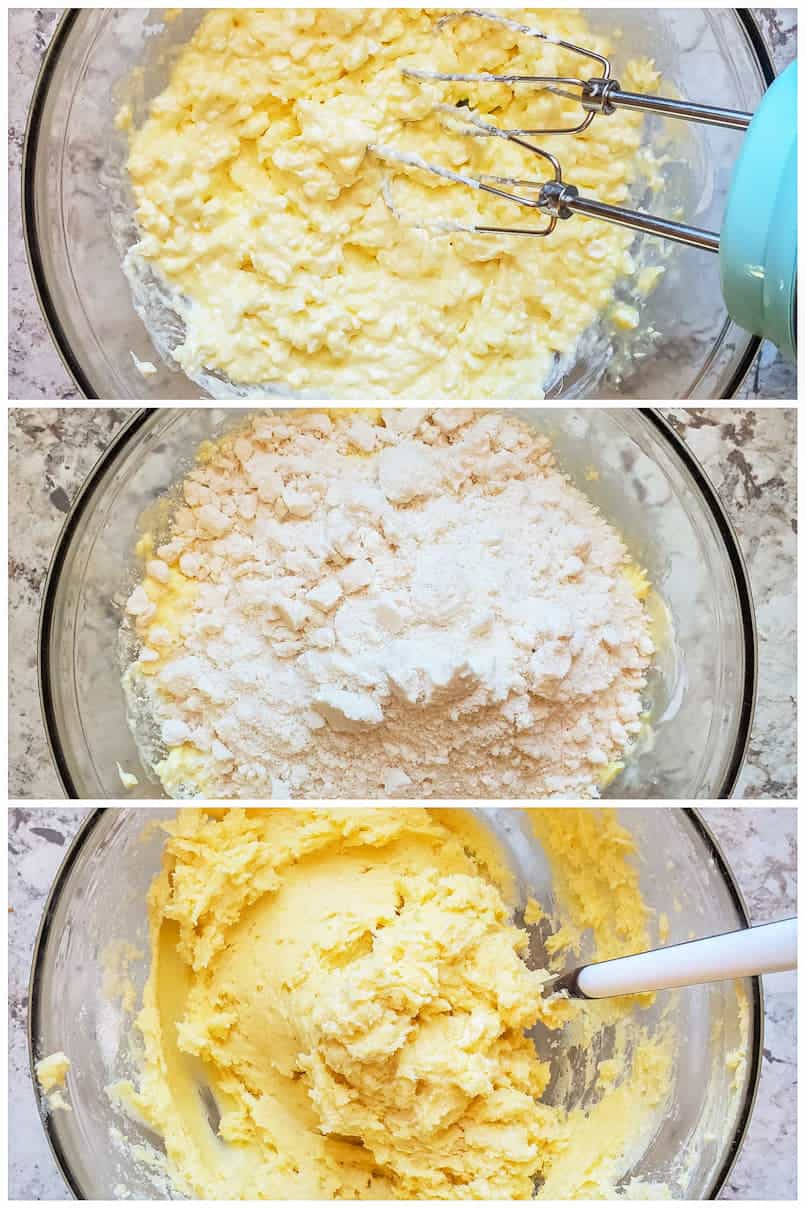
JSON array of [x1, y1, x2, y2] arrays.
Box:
[[38, 407, 756, 800], [23, 8, 774, 400], [28, 807, 762, 1199]]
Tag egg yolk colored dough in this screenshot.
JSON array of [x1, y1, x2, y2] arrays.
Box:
[[113, 808, 674, 1199], [124, 9, 660, 397], [36, 1052, 72, 1112]]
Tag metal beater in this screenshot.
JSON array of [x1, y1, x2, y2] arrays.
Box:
[[373, 9, 797, 359]]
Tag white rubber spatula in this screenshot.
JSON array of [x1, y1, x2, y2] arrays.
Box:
[[545, 918, 797, 1000]]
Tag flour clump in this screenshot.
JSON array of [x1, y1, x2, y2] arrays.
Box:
[[123, 409, 653, 797]]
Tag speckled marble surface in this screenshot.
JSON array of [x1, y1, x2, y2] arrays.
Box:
[[8, 409, 132, 799], [9, 9, 82, 401], [7, 8, 798, 401], [8, 407, 796, 799], [665, 409, 797, 800], [8, 806, 796, 1200]]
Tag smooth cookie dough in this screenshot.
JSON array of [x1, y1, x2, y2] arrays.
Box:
[[112, 808, 673, 1199], [122, 9, 659, 397]]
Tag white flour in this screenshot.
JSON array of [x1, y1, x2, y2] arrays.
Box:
[[124, 409, 653, 797]]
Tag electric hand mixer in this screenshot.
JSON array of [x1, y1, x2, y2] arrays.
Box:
[[375, 9, 797, 361]]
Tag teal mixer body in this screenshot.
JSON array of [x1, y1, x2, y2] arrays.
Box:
[[720, 62, 797, 363]]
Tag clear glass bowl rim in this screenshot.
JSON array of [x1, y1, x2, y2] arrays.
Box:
[[21, 10, 776, 400], [26, 806, 765, 1200], [37, 407, 758, 799]]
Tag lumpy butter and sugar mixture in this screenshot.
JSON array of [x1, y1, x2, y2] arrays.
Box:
[[123, 409, 653, 798], [122, 8, 659, 397], [110, 808, 675, 1199]]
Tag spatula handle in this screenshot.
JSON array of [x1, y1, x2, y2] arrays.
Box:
[[576, 918, 797, 999]]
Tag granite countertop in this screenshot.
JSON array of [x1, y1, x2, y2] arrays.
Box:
[[665, 409, 797, 799], [8, 8, 798, 401], [8, 407, 796, 799], [8, 806, 796, 1199]]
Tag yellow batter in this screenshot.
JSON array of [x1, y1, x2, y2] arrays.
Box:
[[113, 808, 674, 1199], [35, 1051, 72, 1112], [124, 9, 660, 397]]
